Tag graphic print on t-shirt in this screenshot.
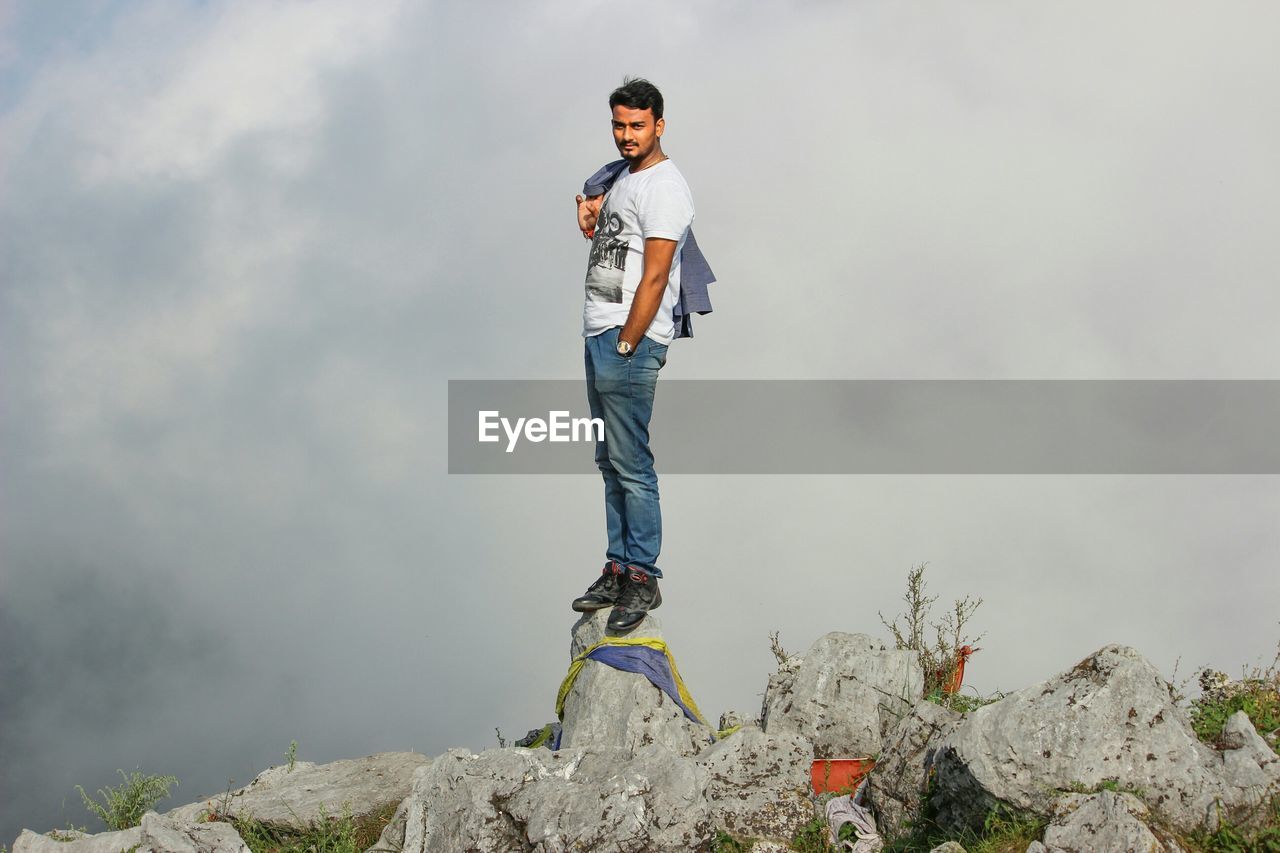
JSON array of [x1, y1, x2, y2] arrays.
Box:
[[585, 198, 625, 303]]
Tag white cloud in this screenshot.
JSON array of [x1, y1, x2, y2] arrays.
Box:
[[2, 0, 404, 184]]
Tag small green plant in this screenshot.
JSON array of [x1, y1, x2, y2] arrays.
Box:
[[200, 778, 238, 823], [710, 828, 756, 851], [1057, 778, 1145, 798], [884, 776, 1045, 853], [967, 806, 1047, 853], [928, 687, 1005, 714], [790, 814, 835, 853], [880, 563, 985, 709], [76, 769, 178, 831], [1190, 640, 1280, 756], [1182, 793, 1280, 852], [232, 800, 399, 853], [494, 727, 507, 748], [285, 740, 298, 772]]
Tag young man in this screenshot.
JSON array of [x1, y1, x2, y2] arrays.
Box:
[[570, 78, 695, 632]]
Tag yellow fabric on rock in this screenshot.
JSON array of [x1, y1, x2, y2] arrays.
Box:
[[554, 636, 707, 727]]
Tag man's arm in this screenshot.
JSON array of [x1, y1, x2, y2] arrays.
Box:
[[618, 237, 678, 349]]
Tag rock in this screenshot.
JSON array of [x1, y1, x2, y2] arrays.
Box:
[[1025, 842, 1048, 853], [718, 709, 753, 731], [929, 842, 967, 853], [926, 645, 1280, 835], [136, 812, 249, 852], [760, 632, 923, 759], [760, 655, 803, 729], [1219, 710, 1280, 781], [12, 827, 142, 853], [12, 813, 248, 853], [1042, 791, 1184, 852], [165, 751, 428, 829], [387, 745, 713, 852], [749, 842, 793, 852], [699, 726, 816, 842], [866, 699, 963, 840], [560, 610, 712, 757], [570, 607, 665, 658]]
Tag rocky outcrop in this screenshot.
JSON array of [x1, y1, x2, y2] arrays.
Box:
[[372, 725, 817, 851], [761, 632, 923, 759], [1041, 791, 1185, 852], [926, 645, 1280, 835], [559, 610, 712, 757], [165, 751, 427, 829], [866, 699, 963, 839], [699, 725, 816, 842], [377, 745, 713, 852], [13, 812, 248, 853], [12, 634, 1280, 851]]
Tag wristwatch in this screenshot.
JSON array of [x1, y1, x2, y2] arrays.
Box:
[[616, 339, 634, 357]]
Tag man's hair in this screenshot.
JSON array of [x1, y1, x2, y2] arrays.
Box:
[[609, 77, 664, 121]]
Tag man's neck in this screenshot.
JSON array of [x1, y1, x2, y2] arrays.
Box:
[[628, 149, 668, 173]]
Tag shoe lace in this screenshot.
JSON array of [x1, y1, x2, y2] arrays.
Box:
[[616, 571, 653, 610]]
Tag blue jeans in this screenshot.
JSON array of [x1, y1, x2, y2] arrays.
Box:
[[584, 327, 668, 578]]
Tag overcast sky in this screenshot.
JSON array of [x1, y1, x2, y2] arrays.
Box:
[[3, 0, 1279, 843]]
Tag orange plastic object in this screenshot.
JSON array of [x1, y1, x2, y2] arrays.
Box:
[[810, 758, 876, 794], [942, 645, 978, 695]]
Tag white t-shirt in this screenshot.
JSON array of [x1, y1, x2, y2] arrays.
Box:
[[582, 159, 695, 346]]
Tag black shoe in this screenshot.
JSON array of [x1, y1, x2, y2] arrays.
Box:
[[571, 561, 626, 612], [607, 568, 662, 632]]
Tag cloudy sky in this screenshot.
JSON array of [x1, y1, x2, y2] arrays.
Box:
[[2, 0, 1278, 842]]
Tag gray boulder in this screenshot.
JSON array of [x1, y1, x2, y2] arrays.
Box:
[[560, 610, 712, 757], [383, 745, 713, 852], [927, 645, 1280, 835], [1219, 710, 1280, 787], [165, 751, 428, 828], [12, 812, 248, 853], [866, 699, 963, 840], [570, 608, 664, 658], [760, 632, 923, 759], [135, 812, 250, 852], [12, 827, 143, 853], [698, 725, 816, 842], [1042, 791, 1184, 852]]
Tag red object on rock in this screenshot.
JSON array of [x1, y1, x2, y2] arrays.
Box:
[[810, 758, 876, 794], [942, 645, 978, 695]]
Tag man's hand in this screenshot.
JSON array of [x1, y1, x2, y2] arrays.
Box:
[[576, 194, 603, 239]]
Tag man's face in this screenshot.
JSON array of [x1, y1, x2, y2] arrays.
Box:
[[612, 105, 664, 163]]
